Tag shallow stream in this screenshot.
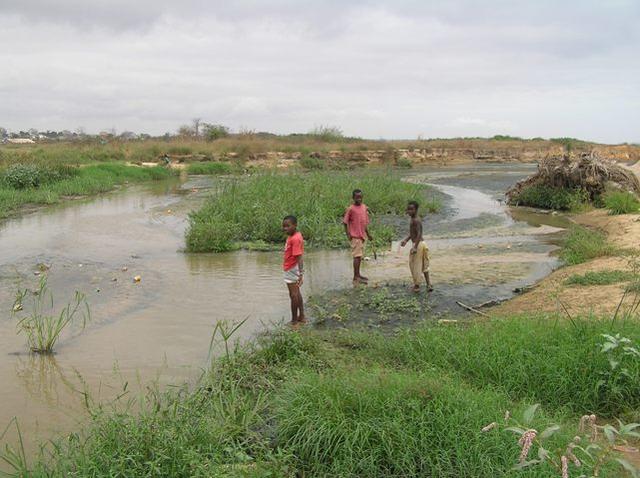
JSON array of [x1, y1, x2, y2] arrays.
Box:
[[0, 163, 568, 461]]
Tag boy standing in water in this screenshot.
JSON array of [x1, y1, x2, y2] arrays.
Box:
[[282, 215, 305, 324], [401, 200, 433, 292], [343, 189, 372, 284]]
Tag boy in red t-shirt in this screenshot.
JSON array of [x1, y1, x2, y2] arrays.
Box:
[[282, 215, 305, 324], [343, 189, 373, 284]]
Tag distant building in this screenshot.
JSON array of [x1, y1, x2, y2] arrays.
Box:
[[7, 138, 35, 144]]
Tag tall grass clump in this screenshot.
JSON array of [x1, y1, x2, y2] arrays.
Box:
[[186, 161, 234, 175], [12, 277, 90, 354], [510, 184, 589, 211], [364, 317, 640, 416], [274, 369, 569, 477], [186, 171, 440, 252], [560, 225, 616, 265], [603, 190, 640, 215]]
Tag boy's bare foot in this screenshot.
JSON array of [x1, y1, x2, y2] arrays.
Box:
[[412, 285, 420, 292], [358, 275, 369, 283], [427, 285, 434, 292]]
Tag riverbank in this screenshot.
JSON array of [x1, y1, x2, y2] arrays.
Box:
[[0, 162, 174, 219]]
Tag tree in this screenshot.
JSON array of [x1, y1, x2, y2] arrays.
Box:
[[0, 127, 7, 139], [177, 124, 195, 137], [202, 123, 230, 141], [192, 118, 202, 138], [309, 125, 344, 141]]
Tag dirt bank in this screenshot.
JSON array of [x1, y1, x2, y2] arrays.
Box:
[[493, 209, 640, 317]]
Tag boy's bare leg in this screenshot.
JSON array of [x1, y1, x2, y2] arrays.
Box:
[[287, 283, 300, 322], [296, 289, 306, 322], [424, 272, 433, 292], [353, 257, 368, 283]]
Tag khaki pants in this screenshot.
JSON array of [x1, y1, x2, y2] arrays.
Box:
[[409, 241, 429, 285]]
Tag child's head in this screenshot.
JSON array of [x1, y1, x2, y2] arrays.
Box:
[[352, 189, 363, 205], [282, 215, 298, 236], [406, 200, 419, 217]]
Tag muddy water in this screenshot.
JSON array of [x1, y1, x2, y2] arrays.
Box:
[[0, 164, 565, 461]]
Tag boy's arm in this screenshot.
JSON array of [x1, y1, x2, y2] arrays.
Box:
[[344, 223, 351, 240], [296, 255, 304, 285], [343, 208, 351, 240], [365, 225, 373, 241]]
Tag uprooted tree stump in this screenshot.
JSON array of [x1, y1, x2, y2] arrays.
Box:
[[506, 152, 640, 204]]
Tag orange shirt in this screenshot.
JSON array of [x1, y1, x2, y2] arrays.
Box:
[[283, 231, 304, 271], [343, 204, 369, 240]]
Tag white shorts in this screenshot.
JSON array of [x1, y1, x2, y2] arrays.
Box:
[[284, 265, 301, 284]]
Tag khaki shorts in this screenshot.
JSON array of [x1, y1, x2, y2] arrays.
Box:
[[350, 238, 365, 258], [284, 265, 301, 284]]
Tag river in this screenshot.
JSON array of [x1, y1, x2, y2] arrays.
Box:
[[0, 163, 568, 463]]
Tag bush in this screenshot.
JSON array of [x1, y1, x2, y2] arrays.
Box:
[[203, 124, 230, 141], [186, 162, 234, 175], [510, 184, 588, 210], [395, 157, 413, 168], [1, 163, 77, 189], [186, 172, 440, 252], [299, 156, 325, 170], [560, 225, 616, 265], [603, 190, 640, 215]]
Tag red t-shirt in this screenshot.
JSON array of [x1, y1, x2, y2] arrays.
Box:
[[343, 204, 369, 240], [283, 231, 304, 271]]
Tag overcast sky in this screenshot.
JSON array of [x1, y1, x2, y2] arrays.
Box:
[[1, 0, 639, 142]]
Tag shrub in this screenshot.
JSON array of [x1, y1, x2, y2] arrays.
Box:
[[2, 163, 41, 188], [560, 225, 616, 265], [603, 190, 640, 215], [299, 156, 325, 170], [510, 184, 588, 211], [395, 157, 413, 168], [203, 124, 230, 141]]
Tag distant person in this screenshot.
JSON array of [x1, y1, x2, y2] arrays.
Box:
[[343, 189, 372, 284], [400, 200, 433, 293], [282, 215, 305, 324]]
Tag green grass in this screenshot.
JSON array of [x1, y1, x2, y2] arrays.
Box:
[[185, 171, 440, 252], [509, 184, 589, 211], [565, 269, 635, 286], [6, 315, 640, 477], [560, 225, 617, 265], [0, 163, 173, 218], [358, 316, 640, 417], [186, 161, 235, 175], [603, 190, 640, 215]]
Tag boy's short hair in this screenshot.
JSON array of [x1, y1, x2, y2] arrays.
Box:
[[352, 189, 363, 198], [407, 200, 419, 210], [283, 214, 298, 225]]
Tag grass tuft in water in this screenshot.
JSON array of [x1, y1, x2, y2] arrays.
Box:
[[13, 277, 90, 354]]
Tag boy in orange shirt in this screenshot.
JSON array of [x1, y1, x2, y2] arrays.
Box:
[[282, 215, 305, 324], [343, 189, 373, 284]]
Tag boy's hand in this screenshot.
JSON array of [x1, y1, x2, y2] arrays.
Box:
[[400, 239, 408, 247], [410, 246, 417, 254], [297, 275, 304, 286], [367, 232, 373, 241]]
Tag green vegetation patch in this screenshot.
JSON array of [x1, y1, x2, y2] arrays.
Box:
[[274, 370, 566, 477], [0, 162, 173, 218], [8, 315, 640, 477], [358, 316, 640, 417], [510, 184, 589, 211], [560, 225, 616, 265], [603, 190, 640, 215], [185, 171, 440, 252], [186, 161, 235, 175], [565, 269, 635, 286]]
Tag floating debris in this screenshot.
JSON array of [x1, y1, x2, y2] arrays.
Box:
[[133, 275, 141, 283]]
